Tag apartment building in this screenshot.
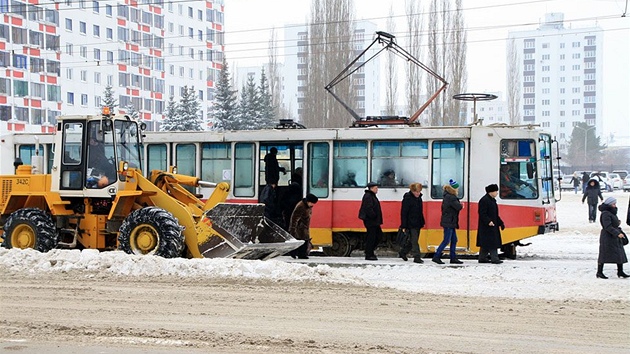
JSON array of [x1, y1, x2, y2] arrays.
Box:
[[0, 0, 224, 133]]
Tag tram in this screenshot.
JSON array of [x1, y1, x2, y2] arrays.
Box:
[[3, 122, 559, 258]]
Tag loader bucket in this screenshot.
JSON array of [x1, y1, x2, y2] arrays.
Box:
[[198, 203, 304, 260]]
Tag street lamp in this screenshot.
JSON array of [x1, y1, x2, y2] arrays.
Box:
[[574, 125, 595, 159]]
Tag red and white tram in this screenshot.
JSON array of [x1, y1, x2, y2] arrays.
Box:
[[3, 123, 559, 258]]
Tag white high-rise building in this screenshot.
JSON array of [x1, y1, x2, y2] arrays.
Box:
[[283, 20, 380, 123], [508, 13, 603, 152], [0, 0, 225, 133]]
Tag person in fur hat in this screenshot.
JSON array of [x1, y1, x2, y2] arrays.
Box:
[[477, 184, 505, 264], [582, 178, 603, 223], [288, 193, 319, 259], [596, 197, 628, 279], [433, 179, 463, 264]]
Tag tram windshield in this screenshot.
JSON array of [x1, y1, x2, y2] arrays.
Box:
[[499, 139, 538, 199]]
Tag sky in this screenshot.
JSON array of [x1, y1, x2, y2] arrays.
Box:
[[223, 0, 630, 142], [1, 190, 628, 301]]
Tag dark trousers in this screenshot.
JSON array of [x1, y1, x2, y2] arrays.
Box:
[[400, 228, 421, 258], [479, 247, 500, 262], [364, 225, 382, 257], [588, 203, 598, 222]]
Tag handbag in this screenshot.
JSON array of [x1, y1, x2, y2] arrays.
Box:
[[396, 227, 410, 248], [621, 232, 629, 246]]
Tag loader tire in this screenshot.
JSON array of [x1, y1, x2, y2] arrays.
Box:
[[118, 207, 184, 258], [2, 208, 58, 252]]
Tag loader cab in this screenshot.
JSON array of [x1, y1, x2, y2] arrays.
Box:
[[54, 114, 142, 196]]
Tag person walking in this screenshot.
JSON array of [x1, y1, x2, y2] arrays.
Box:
[[596, 197, 629, 279], [358, 182, 383, 261], [582, 178, 603, 223], [477, 184, 505, 264], [569, 172, 581, 194], [288, 193, 319, 260], [581, 171, 590, 193], [264, 147, 286, 185], [399, 183, 426, 263], [433, 179, 463, 265]]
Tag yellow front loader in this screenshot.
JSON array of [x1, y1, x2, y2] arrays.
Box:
[[0, 111, 302, 260]]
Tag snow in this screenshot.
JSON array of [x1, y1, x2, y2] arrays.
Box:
[[1, 191, 629, 301]]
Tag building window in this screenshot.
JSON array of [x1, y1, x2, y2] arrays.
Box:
[[572, 42, 580, 48], [65, 19, 72, 31], [542, 65, 550, 71], [80, 70, 87, 82], [572, 64, 580, 70], [80, 21, 86, 34], [542, 88, 550, 94], [572, 99, 580, 104], [560, 43, 565, 49], [94, 72, 101, 84], [81, 93, 88, 106], [542, 77, 550, 83], [572, 53, 580, 59], [67, 92, 74, 105], [542, 99, 550, 105], [93, 25, 100, 37]]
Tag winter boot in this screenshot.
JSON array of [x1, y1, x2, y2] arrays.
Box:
[[596, 263, 608, 279], [617, 264, 629, 278]]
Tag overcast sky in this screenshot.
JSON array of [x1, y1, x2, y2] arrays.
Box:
[[224, 0, 630, 141]]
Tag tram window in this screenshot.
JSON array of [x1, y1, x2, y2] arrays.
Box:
[[333, 141, 367, 188], [371, 140, 428, 188], [308, 142, 329, 198], [260, 145, 296, 187], [147, 143, 167, 174], [234, 143, 255, 197], [500, 139, 538, 199], [201, 143, 231, 182], [175, 144, 196, 193], [431, 141, 464, 199]]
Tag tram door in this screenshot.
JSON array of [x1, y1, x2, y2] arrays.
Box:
[[258, 143, 304, 227]]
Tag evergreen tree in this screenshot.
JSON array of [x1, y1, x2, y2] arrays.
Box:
[[176, 86, 203, 131], [258, 68, 276, 128], [159, 96, 179, 131], [237, 75, 261, 130], [567, 122, 605, 166], [125, 104, 139, 120], [100, 85, 118, 114], [212, 58, 239, 131]]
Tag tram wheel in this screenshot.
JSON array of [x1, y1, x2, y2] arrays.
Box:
[[322, 233, 351, 257]]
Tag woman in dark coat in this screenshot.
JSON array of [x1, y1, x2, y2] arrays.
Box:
[[399, 183, 426, 263], [288, 193, 318, 259], [263, 147, 286, 185], [477, 184, 505, 264], [596, 197, 628, 279], [433, 179, 463, 264], [582, 178, 603, 223], [358, 182, 383, 261]]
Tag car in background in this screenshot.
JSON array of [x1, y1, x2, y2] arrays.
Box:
[[589, 171, 612, 192], [613, 170, 628, 191], [608, 173, 623, 189]]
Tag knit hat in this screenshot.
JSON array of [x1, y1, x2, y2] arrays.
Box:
[[485, 184, 499, 193], [449, 179, 460, 189], [305, 193, 319, 204], [603, 196, 617, 205]]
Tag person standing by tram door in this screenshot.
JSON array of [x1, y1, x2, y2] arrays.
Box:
[[399, 183, 426, 263], [477, 184, 505, 264], [359, 182, 383, 261], [288, 193, 319, 259], [596, 197, 629, 279], [260, 183, 285, 229], [281, 168, 303, 230], [582, 179, 603, 223], [433, 180, 464, 265], [264, 147, 286, 185]]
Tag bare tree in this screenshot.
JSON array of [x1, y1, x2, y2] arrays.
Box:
[[405, 0, 423, 119], [383, 6, 398, 116], [446, 0, 467, 126], [303, 0, 355, 128], [506, 37, 522, 125]]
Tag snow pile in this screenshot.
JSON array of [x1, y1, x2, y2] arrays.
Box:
[[1, 191, 628, 301]]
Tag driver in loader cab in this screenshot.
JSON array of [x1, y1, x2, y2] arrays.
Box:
[[86, 131, 116, 188]]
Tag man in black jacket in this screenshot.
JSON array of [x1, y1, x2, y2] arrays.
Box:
[[477, 184, 505, 264], [264, 147, 286, 185], [400, 183, 426, 263], [359, 182, 383, 261]]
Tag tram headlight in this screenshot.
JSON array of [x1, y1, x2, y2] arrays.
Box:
[[534, 210, 541, 222]]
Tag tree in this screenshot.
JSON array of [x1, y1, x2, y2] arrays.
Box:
[[159, 96, 179, 131], [506, 38, 522, 125], [405, 0, 423, 119], [100, 85, 118, 113], [566, 123, 606, 166], [303, 0, 355, 128], [237, 75, 261, 130], [211, 58, 239, 131], [384, 5, 398, 116], [177, 86, 203, 131], [258, 68, 276, 128], [124, 104, 139, 120]]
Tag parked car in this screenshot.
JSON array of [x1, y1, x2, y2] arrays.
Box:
[[613, 170, 628, 191], [589, 171, 612, 192], [624, 178, 630, 192], [608, 173, 623, 189]]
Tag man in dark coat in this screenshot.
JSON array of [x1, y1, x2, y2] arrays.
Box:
[[359, 182, 383, 261], [399, 182, 426, 263], [582, 178, 603, 223], [596, 197, 628, 279], [581, 171, 590, 193], [264, 147, 286, 185], [433, 179, 463, 264], [260, 183, 284, 229], [288, 193, 318, 259], [477, 184, 505, 264]]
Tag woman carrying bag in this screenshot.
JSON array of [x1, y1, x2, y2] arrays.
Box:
[[596, 197, 629, 279]]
